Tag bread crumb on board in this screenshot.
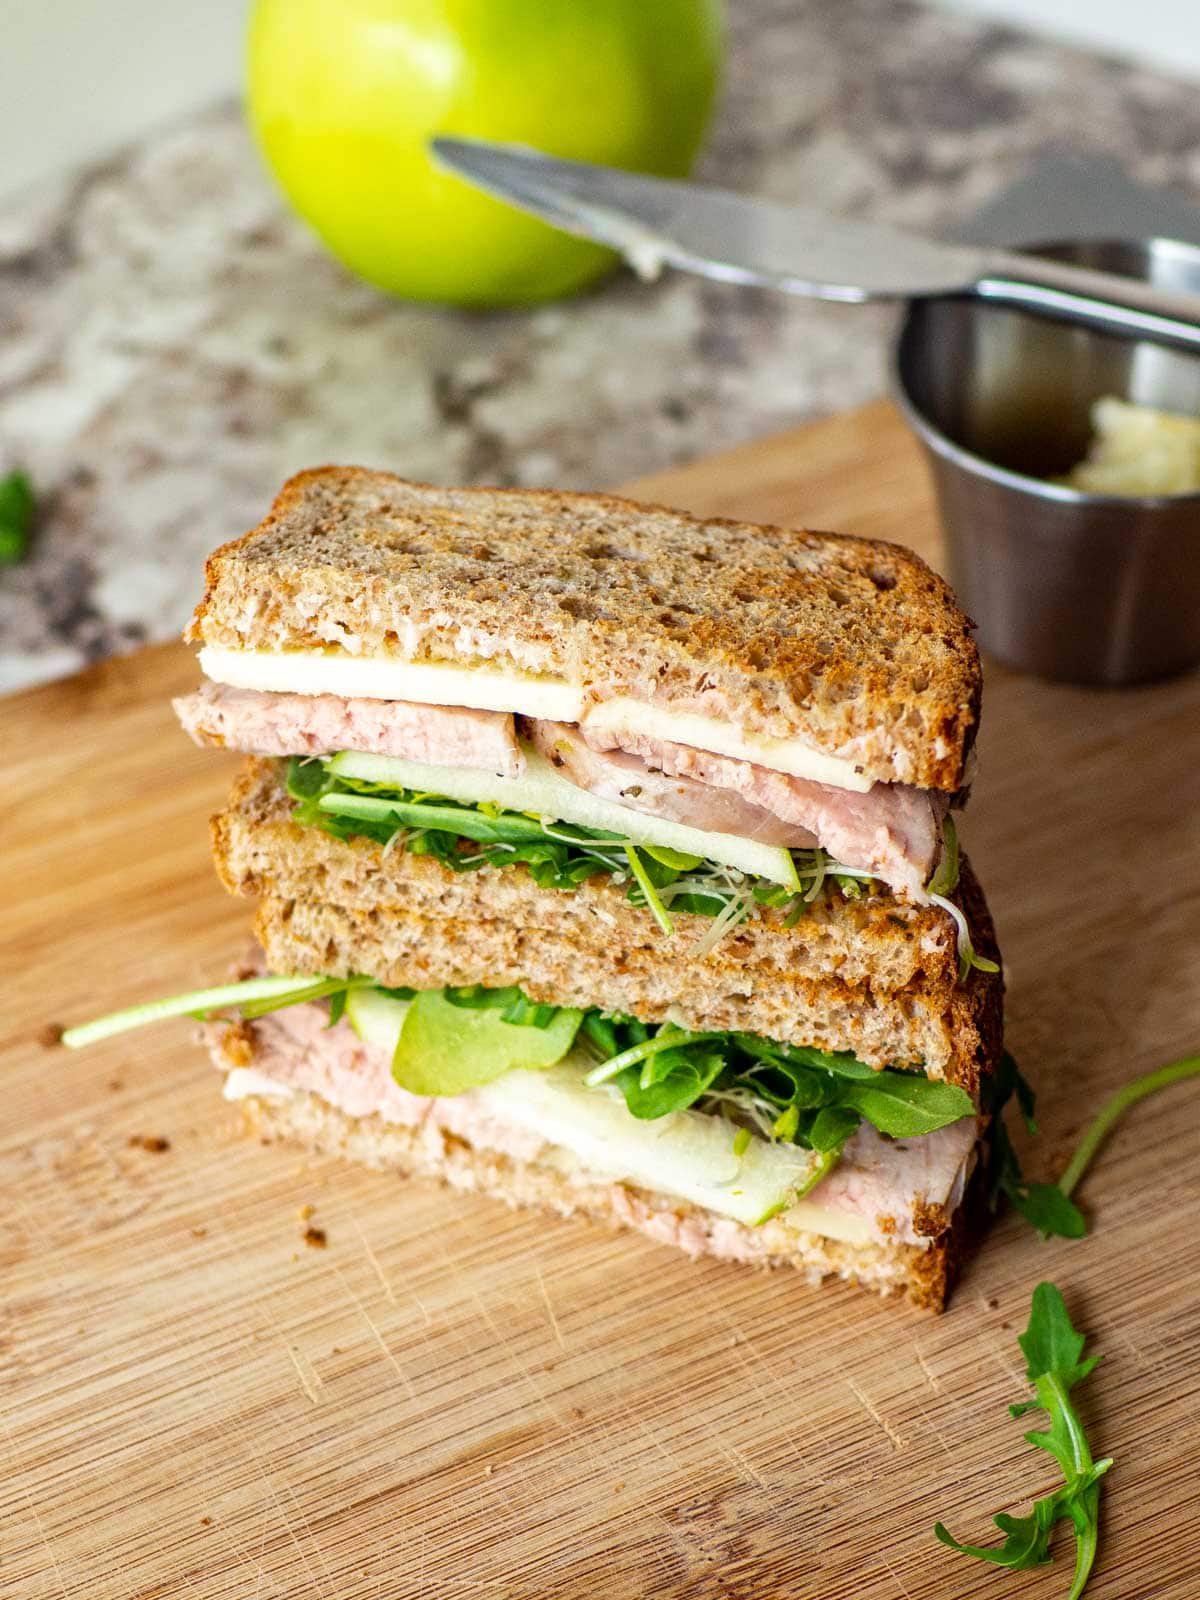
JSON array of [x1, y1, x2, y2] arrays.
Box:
[[303, 1226, 327, 1249], [128, 1134, 171, 1153]]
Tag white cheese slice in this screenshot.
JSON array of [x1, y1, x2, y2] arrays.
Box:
[[327, 745, 802, 889], [198, 645, 870, 791], [198, 645, 586, 723]]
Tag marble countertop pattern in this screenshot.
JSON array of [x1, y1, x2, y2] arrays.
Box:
[[4, 0, 1200, 691]]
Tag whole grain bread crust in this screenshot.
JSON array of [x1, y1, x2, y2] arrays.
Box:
[[219, 1046, 972, 1311], [187, 468, 980, 790], [212, 758, 1003, 1090]]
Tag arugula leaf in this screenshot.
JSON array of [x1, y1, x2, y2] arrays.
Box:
[[840, 1073, 975, 1139], [1009, 1182, 1088, 1240], [807, 1104, 861, 1153], [612, 1048, 726, 1119], [624, 843, 674, 936], [0, 469, 35, 565], [1017, 1282, 1100, 1398], [935, 1282, 1112, 1600], [983, 1052, 1088, 1240], [320, 790, 551, 845], [60, 973, 374, 1048]]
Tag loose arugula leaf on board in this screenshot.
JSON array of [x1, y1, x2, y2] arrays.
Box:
[[983, 1052, 1088, 1240], [935, 1283, 1112, 1600], [1009, 1182, 1088, 1241]]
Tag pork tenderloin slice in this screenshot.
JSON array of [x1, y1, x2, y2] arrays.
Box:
[[571, 723, 946, 900], [523, 719, 817, 848], [174, 682, 524, 776]]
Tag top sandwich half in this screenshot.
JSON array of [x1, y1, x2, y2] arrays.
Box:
[[180, 468, 982, 908]]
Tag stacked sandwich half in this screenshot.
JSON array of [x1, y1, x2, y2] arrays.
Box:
[[166, 470, 1002, 1308]]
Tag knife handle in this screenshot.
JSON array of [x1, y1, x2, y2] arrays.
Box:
[[977, 248, 1200, 354]]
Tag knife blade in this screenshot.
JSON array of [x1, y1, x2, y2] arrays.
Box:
[[430, 136, 1200, 352]]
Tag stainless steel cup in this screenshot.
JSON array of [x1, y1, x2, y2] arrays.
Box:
[[891, 238, 1200, 685]]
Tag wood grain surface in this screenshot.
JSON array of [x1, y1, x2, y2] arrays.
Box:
[[4, 399, 1200, 1599]]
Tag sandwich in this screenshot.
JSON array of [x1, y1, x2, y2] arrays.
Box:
[[66, 469, 1004, 1309]]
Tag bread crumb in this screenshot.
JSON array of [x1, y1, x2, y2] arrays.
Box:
[[191, 1226, 208, 1239], [297, 1203, 315, 1221], [38, 1023, 64, 1048], [303, 1226, 327, 1249], [613, 1481, 625, 1493], [200, 1517, 212, 1527], [128, 1135, 170, 1153], [484, 1465, 494, 1477], [107, 1078, 124, 1092]]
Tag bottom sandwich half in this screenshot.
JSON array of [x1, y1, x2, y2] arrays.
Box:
[[209, 981, 995, 1311]]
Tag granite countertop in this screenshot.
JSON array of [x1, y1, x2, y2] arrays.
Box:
[[4, 0, 1200, 693]]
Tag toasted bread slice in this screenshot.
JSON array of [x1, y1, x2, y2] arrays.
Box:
[[187, 469, 981, 791], [212, 758, 1002, 1090]]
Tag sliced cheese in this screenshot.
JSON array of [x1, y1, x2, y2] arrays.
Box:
[[198, 645, 871, 792], [198, 645, 585, 722], [328, 745, 802, 889]]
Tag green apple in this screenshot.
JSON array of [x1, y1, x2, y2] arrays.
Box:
[[247, 0, 723, 306]]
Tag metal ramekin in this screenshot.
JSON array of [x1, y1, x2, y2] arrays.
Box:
[[891, 238, 1200, 686]]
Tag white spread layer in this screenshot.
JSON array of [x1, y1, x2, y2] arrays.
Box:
[[198, 645, 871, 792]]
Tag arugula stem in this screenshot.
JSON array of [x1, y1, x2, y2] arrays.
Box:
[[583, 1028, 723, 1087], [1057, 1054, 1200, 1198], [1067, 1483, 1101, 1600], [60, 975, 346, 1049], [623, 844, 674, 937]]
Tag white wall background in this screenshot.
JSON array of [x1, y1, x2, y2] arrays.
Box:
[[933, 0, 1200, 78], [5, 0, 246, 199], [1, 0, 1198, 204]]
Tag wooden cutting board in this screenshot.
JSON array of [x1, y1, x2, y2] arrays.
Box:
[[5, 399, 1200, 1600]]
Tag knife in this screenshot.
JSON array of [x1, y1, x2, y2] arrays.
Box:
[[431, 136, 1200, 353]]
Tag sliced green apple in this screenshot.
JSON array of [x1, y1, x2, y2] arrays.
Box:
[[327, 745, 801, 889], [478, 1063, 827, 1226]]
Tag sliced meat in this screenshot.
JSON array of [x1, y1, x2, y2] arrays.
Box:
[[174, 682, 525, 776], [219, 1000, 547, 1162], [524, 719, 817, 848], [569, 722, 947, 900], [814, 1119, 976, 1240]]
